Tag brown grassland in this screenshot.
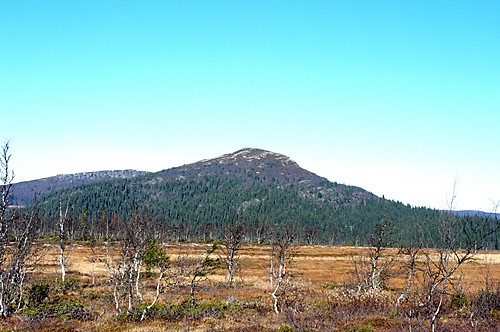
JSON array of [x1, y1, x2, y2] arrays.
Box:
[[1, 242, 500, 332]]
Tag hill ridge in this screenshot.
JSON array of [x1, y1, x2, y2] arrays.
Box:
[[11, 169, 149, 206]]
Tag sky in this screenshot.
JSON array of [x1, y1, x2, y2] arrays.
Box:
[[1, 1, 499, 211]]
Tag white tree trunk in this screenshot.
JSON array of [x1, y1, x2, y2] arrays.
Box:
[[0, 278, 5, 317], [59, 245, 66, 283], [59, 200, 69, 283], [113, 274, 120, 315], [226, 248, 236, 285], [140, 269, 164, 321], [134, 252, 143, 302], [270, 254, 286, 314]]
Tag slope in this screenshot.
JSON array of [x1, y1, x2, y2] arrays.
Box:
[[10, 170, 149, 207], [29, 148, 456, 247]]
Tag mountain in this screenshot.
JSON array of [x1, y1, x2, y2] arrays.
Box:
[[26, 147, 456, 246], [156, 148, 376, 205], [10, 170, 149, 207], [33, 147, 379, 216]]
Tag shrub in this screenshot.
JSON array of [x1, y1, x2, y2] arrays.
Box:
[[278, 323, 294, 332], [27, 282, 50, 307], [24, 299, 89, 320], [451, 293, 468, 308], [343, 325, 373, 332], [322, 283, 342, 289], [138, 300, 239, 321], [60, 278, 80, 290], [473, 289, 500, 320]]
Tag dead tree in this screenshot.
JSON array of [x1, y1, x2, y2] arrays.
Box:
[[110, 211, 148, 314], [102, 208, 114, 282], [58, 199, 70, 283], [0, 142, 39, 316], [188, 243, 222, 306], [0, 142, 13, 266], [199, 220, 214, 242], [367, 219, 396, 290], [416, 183, 500, 332], [269, 225, 296, 314], [0, 142, 13, 316], [396, 246, 420, 307], [304, 225, 319, 244], [254, 219, 269, 245], [8, 210, 39, 311], [396, 246, 422, 332], [220, 213, 245, 286], [421, 215, 499, 332]]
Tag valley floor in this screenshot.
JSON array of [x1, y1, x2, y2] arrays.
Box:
[[2, 243, 500, 331]]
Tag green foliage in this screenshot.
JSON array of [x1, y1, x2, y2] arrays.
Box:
[[24, 299, 88, 320], [143, 238, 169, 276], [195, 243, 223, 278], [278, 323, 295, 332], [188, 243, 224, 305], [23, 279, 88, 320], [138, 300, 238, 320], [27, 282, 50, 307], [343, 325, 374, 332], [322, 283, 342, 289], [451, 292, 468, 308]]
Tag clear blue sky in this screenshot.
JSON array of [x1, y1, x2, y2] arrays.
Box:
[[1, 1, 499, 211]]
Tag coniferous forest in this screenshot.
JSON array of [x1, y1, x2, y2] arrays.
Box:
[[30, 165, 498, 250]]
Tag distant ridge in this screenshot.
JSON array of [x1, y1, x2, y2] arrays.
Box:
[[452, 210, 499, 218], [11, 170, 149, 206]]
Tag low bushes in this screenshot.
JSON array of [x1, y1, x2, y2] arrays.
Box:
[[137, 299, 239, 321]]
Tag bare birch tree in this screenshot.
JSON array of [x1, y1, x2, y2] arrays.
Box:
[[416, 183, 500, 332], [0, 141, 13, 316], [367, 219, 396, 290], [220, 213, 245, 286], [0, 142, 39, 316], [396, 246, 420, 307], [111, 211, 148, 314], [58, 199, 70, 283], [269, 225, 296, 314], [351, 219, 396, 290]]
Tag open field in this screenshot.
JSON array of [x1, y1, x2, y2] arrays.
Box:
[[47, 244, 500, 292], [2, 243, 500, 331]]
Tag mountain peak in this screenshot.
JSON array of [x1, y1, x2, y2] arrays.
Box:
[[157, 147, 310, 184], [205, 148, 296, 167], [154, 147, 375, 205]]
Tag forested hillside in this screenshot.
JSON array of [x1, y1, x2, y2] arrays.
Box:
[[11, 169, 149, 206], [29, 148, 499, 248]]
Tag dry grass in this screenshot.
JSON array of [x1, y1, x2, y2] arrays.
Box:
[[32, 244, 500, 291], [5, 242, 500, 331]]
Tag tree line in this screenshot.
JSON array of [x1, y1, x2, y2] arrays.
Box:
[[31, 172, 499, 250]]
